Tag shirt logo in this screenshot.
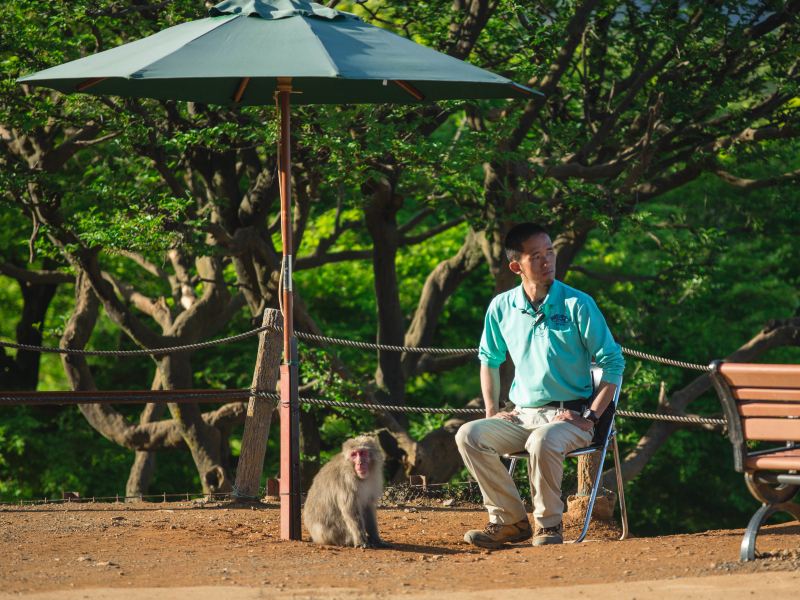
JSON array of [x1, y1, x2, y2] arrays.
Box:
[[549, 313, 572, 331]]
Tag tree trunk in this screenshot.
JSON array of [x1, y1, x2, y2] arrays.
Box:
[[158, 353, 231, 495], [125, 447, 159, 500], [125, 381, 167, 500], [60, 270, 100, 392], [364, 178, 406, 406], [233, 309, 281, 498], [0, 275, 58, 390]]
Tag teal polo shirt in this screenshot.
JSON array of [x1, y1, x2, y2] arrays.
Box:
[[479, 280, 624, 408]]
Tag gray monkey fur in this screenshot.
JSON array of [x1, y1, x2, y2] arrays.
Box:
[[303, 435, 385, 547]]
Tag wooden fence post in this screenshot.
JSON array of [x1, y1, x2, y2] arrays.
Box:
[[233, 309, 282, 499]]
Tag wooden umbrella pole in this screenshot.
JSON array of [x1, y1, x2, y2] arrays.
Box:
[[277, 77, 301, 541]]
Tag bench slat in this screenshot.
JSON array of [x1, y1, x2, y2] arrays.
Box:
[[742, 417, 800, 442], [745, 449, 800, 471], [720, 363, 800, 388], [738, 401, 800, 417], [732, 387, 800, 401]]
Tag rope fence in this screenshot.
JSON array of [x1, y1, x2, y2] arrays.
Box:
[[0, 389, 726, 426], [0, 324, 724, 425], [0, 327, 726, 508], [289, 329, 711, 372], [0, 325, 273, 356], [0, 324, 711, 371]]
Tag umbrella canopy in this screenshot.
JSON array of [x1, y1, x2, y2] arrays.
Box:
[[19, 0, 534, 105]]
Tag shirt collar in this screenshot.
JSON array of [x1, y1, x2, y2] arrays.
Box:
[[511, 280, 563, 313]]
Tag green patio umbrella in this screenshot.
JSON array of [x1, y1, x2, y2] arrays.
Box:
[[18, 0, 536, 539], [19, 0, 532, 104]]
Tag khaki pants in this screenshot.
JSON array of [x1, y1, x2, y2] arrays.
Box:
[[455, 406, 593, 528]]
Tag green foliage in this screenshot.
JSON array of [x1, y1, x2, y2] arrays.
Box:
[[0, 406, 129, 499]]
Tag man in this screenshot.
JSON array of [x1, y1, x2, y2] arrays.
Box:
[[456, 223, 624, 548]]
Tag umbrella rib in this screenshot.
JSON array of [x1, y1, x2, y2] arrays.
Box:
[[76, 77, 108, 92], [233, 77, 251, 103], [393, 80, 424, 101]]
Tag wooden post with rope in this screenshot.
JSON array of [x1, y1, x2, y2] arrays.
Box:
[[233, 309, 282, 499]]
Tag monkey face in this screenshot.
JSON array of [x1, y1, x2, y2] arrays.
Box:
[[349, 448, 371, 479]]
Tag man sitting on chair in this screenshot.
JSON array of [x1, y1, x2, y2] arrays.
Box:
[[456, 222, 624, 547]]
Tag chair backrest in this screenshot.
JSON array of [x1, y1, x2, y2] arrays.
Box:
[[589, 365, 621, 447]]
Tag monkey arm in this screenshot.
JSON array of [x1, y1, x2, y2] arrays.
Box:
[[363, 505, 387, 548], [338, 490, 369, 548]]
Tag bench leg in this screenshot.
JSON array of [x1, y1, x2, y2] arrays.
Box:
[[740, 501, 800, 561], [611, 434, 629, 541]]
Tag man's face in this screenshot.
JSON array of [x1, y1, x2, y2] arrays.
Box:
[[509, 233, 556, 286]]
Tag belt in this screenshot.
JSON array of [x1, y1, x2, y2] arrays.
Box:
[[543, 399, 587, 412]]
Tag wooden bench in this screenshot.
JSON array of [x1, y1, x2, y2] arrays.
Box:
[[709, 361, 800, 561]]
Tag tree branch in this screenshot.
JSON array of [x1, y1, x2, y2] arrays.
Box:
[[294, 249, 372, 271], [569, 265, 658, 283], [712, 167, 800, 191], [117, 250, 171, 283], [0, 261, 73, 284], [103, 271, 173, 330], [402, 229, 484, 376], [507, 0, 601, 150], [398, 207, 434, 234], [399, 216, 466, 246]]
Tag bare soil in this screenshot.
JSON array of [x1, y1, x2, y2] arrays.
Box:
[[1, 500, 799, 599]]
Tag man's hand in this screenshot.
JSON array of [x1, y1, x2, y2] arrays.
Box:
[[552, 409, 593, 432], [491, 409, 521, 423]]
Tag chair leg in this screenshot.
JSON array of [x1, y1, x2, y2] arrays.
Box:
[[507, 457, 518, 476], [611, 434, 629, 541], [740, 501, 800, 561], [572, 449, 609, 544]]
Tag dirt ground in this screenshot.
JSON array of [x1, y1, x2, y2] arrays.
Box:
[[1, 500, 799, 600]]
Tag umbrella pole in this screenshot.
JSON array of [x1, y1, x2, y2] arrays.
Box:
[[277, 77, 301, 540]]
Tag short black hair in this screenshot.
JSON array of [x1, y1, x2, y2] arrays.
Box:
[[504, 222, 549, 261]]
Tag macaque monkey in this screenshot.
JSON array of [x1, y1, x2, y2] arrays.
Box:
[[303, 435, 386, 547]]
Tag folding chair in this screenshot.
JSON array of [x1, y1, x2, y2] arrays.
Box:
[[504, 366, 629, 543]]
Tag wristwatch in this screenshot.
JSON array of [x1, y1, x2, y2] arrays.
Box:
[[581, 408, 599, 425]]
